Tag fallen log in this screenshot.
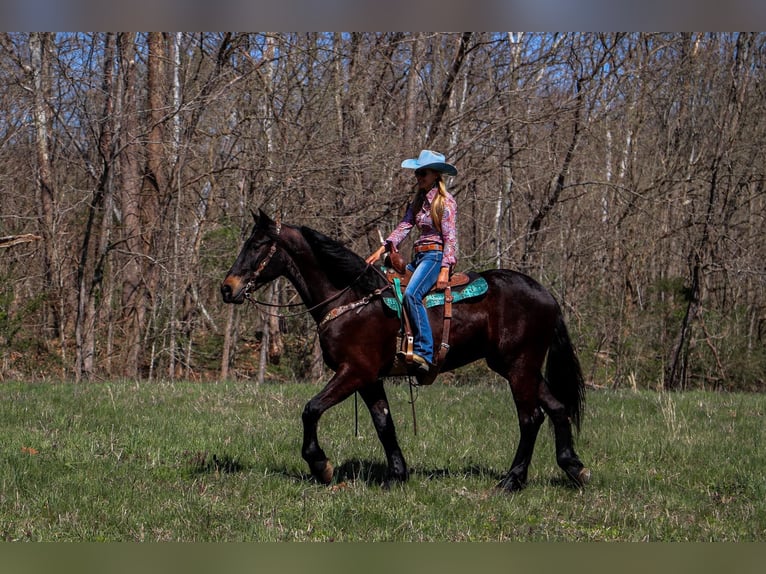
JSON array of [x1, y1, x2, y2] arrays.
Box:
[[0, 234, 43, 249]]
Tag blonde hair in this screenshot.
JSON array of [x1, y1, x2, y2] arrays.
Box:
[[411, 176, 448, 233], [431, 179, 448, 234]]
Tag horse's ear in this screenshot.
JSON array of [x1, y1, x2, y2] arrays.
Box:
[[252, 208, 274, 228], [253, 209, 281, 237]]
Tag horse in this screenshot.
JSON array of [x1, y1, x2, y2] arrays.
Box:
[[221, 210, 590, 491]]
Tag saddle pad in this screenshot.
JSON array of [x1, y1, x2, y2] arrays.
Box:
[[382, 276, 488, 313]]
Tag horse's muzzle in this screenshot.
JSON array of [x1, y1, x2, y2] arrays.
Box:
[[220, 276, 246, 304]]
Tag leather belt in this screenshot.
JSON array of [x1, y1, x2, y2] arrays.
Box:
[[414, 243, 443, 253]]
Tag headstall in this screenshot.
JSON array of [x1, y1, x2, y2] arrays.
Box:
[[244, 219, 281, 298]]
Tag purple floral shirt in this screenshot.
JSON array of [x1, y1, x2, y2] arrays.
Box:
[[385, 186, 458, 269]]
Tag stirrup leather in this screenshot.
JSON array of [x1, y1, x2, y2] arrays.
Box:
[[387, 281, 452, 384]]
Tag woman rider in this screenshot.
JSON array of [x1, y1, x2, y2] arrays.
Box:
[[366, 150, 458, 373]]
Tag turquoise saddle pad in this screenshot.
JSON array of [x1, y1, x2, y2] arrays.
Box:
[[382, 276, 488, 314]]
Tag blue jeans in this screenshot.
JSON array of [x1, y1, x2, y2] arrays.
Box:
[[403, 251, 443, 363]]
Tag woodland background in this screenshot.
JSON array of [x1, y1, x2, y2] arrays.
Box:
[[0, 32, 763, 390]]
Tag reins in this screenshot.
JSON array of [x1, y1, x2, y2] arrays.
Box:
[[247, 267, 385, 324], [242, 221, 390, 326]]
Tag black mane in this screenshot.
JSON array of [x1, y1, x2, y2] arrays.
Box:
[[299, 226, 386, 292]]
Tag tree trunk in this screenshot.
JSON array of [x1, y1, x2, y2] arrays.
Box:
[[404, 33, 424, 145], [117, 33, 146, 378], [261, 34, 284, 367], [426, 32, 472, 145], [75, 32, 117, 381], [29, 32, 63, 352]]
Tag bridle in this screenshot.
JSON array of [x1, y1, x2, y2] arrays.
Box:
[[242, 219, 389, 325], [243, 219, 281, 298]]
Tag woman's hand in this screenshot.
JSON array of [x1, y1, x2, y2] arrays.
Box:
[[436, 267, 450, 290], [365, 245, 386, 265]]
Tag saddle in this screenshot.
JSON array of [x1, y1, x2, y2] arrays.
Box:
[[383, 250, 471, 289], [380, 250, 486, 385]]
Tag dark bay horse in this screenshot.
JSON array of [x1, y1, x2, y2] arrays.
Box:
[[221, 210, 590, 491]]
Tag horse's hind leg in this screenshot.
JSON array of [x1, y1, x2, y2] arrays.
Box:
[[358, 380, 408, 487], [538, 380, 590, 487], [497, 399, 545, 491], [495, 366, 546, 491]]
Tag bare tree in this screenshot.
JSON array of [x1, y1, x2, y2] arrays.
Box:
[[1, 32, 764, 389], [29, 33, 64, 355], [74, 32, 118, 380], [115, 33, 148, 377]]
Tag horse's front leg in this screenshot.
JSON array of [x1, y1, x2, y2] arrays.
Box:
[[358, 379, 408, 487], [301, 367, 362, 484]]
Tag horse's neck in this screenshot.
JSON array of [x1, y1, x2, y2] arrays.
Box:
[[280, 236, 343, 317]]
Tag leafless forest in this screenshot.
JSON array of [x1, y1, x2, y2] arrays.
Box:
[[0, 32, 763, 390]]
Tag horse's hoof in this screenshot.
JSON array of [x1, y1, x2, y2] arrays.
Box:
[[496, 476, 525, 492], [568, 467, 591, 487], [319, 460, 334, 485], [310, 459, 334, 485]]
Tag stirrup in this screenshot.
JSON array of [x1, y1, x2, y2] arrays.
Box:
[[396, 350, 431, 373]]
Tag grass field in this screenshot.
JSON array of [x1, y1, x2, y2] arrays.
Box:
[[0, 378, 764, 541]]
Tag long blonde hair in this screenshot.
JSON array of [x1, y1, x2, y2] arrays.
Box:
[[411, 177, 448, 233], [431, 179, 448, 234]]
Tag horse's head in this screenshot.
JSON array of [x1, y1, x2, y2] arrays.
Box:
[[221, 210, 283, 304]]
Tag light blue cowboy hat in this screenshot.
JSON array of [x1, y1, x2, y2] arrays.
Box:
[[401, 149, 458, 176]]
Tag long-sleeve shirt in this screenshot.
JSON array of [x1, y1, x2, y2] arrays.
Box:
[[385, 186, 458, 269]]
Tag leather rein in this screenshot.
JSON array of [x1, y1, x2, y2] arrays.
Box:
[[242, 221, 389, 326]]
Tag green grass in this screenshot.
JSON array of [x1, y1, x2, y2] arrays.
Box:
[[0, 379, 764, 541]]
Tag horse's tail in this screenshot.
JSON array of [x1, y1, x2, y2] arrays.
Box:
[[544, 312, 585, 432]]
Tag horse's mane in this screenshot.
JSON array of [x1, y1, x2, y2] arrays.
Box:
[[299, 226, 386, 292]]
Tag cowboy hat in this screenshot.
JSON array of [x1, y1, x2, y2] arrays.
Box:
[[401, 149, 458, 176]]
